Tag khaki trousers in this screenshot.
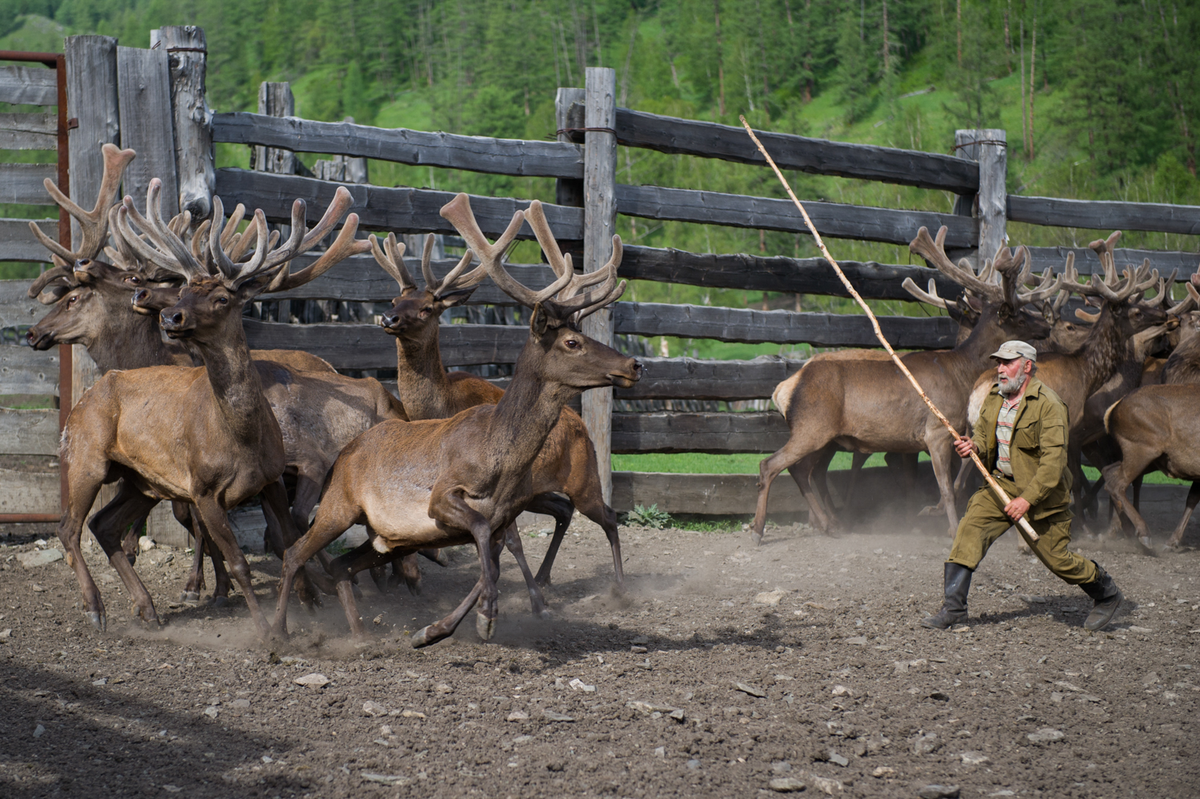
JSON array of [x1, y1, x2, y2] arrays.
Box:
[[947, 475, 1097, 585]]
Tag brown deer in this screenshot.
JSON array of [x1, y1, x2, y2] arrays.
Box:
[[1102, 275, 1200, 551], [271, 195, 641, 645], [752, 227, 1055, 541], [966, 233, 1170, 531], [56, 182, 366, 635], [370, 231, 624, 589], [28, 169, 407, 603]]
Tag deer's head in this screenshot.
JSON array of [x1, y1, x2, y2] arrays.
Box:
[[112, 180, 369, 345], [372, 232, 482, 341], [439, 193, 641, 392]]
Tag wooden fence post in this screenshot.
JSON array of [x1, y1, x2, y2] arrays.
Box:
[[63, 35, 118, 412], [150, 26, 213, 221], [953, 129, 1007, 270], [582, 67, 618, 504], [253, 82, 295, 176], [117, 44, 177, 216], [554, 87, 585, 208]]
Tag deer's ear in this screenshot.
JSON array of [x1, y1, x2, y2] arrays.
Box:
[[530, 303, 553, 336], [437, 285, 477, 309]]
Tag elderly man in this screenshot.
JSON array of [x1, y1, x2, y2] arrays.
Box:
[[922, 340, 1124, 631]]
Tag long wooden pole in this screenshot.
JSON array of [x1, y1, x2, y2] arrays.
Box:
[[740, 116, 1039, 544]]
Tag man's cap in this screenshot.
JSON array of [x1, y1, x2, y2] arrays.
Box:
[[990, 340, 1037, 361]]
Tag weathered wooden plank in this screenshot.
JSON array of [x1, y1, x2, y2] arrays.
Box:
[[611, 107, 980, 195], [555, 88, 586, 207], [614, 303, 958, 347], [0, 164, 56, 205], [954, 129, 1006, 272], [116, 46, 178, 217], [0, 466, 59, 515], [0, 407, 58, 455], [0, 64, 58, 106], [612, 471, 805, 515], [1008, 194, 1200, 235], [614, 244, 960, 299], [242, 320, 529, 370], [264, 254, 564, 304], [0, 112, 57, 149], [1026, 246, 1200, 277], [582, 67, 618, 504], [151, 26, 215, 221], [0, 278, 48, 327], [614, 356, 806, 401], [615, 184, 977, 248], [214, 112, 584, 180], [260, 248, 959, 305], [215, 169, 586, 239], [612, 411, 789, 453], [0, 346, 58, 395], [0, 219, 55, 263]]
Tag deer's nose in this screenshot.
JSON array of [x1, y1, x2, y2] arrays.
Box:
[[133, 288, 149, 305], [160, 310, 185, 328]]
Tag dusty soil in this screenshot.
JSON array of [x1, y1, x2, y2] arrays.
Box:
[[2, 511, 1198, 799]]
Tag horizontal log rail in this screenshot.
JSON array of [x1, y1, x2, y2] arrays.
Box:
[[0, 219, 55, 263], [213, 112, 584, 179], [613, 302, 958, 347], [613, 411, 789, 454], [1009, 195, 1200, 236], [215, 169, 585, 239], [0, 112, 58, 149], [0, 163, 57, 205], [1025, 246, 1200, 277], [265, 247, 961, 305], [615, 183, 977, 248], [0, 62, 59, 105], [608, 106, 981, 195]]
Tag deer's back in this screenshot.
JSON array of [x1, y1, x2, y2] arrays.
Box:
[[1106, 386, 1200, 478]]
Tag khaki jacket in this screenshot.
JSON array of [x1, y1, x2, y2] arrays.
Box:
[[971, 377, 1072, 519]]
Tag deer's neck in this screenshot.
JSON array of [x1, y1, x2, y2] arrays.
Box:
[[1077, 306, 1127, 393], [191, 327, 273, 442], [945, 310, 1019, 379], [394, 327, 456, 419], [89, 311, 190, 372], [485, 344, 573, 482]]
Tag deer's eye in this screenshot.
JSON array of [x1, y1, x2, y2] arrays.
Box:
[[216, 295, 228, 305], [564, 338, 580, 349]]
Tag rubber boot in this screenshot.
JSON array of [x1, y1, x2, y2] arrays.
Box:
[[1080, 561, 1123, 631], [921, 562, 973, 629]]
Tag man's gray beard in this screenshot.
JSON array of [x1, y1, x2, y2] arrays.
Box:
[[998, 372, 1024, 397]]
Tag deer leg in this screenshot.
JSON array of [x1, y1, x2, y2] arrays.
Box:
[[503, 522, 550, 618], [808, 446, 840, 515], [87, 485, 162, 626], [525, 492, 579, 587], [1102, 457, 1157, 555], [119, 515, 145, 566], [575, 498, 624, 588], [192, 495, 271, 638], [426, 487, 504, 643], [754, 438, 826, 543], [790, 452, 838, 534], [927, 437, 959, 537], [411, 578, 486, 649], [1164, 481, 1200, 552], [261, 479, 332, 603], [327, 541, 395, 637], [271, 500, 361, 639], [177, 502, 208, 603]]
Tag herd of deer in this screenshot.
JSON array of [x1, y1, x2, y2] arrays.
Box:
[[19, 143, 1200, 647]]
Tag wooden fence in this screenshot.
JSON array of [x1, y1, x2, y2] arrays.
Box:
[[2, 28, 1199, 527]]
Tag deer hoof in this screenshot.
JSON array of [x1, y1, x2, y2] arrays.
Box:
[[180, 590, 201, 605], [86, 610, 106, 632], [750, 530, 764, 546], [211, 596, 229, 609], [476, 612, 496, 641], [1138, 537, 1157, 556], [410, 626, 435, 649]]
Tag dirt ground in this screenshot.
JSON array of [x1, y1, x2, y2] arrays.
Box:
[[2, 507, 1198, 799]]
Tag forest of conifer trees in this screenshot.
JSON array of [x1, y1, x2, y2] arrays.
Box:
[[3, 0, 1199, 269]]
